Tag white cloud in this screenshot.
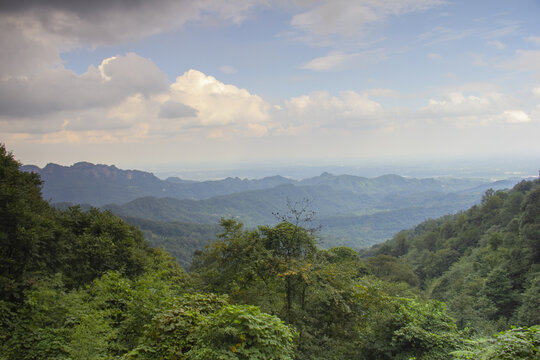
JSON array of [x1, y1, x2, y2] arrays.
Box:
[[285, 90, 383, 128], [419, 26, 477, 45], [423, 92, 490, 115], [291, 0, 445, 41], [500, 50, 540, 74], [220, 65, 238, 74], [365, 88, 403, 98], [487, 40, 505, 49], [169, 69, 270, 127], [525, 35, 540, 46], [0, 67, 276, 142], [498, 110, 531, 124], [301, 51, 354, 71], [0, 0, 265, 124], [420, 91, 520, 126], [427, 52, 442, 60], [0, 53, 168, 118], [533, 87, 540, 97], [301, 47, 396, 71]]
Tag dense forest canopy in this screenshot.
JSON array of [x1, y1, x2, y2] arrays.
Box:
[[365, 178, 540, 335], [1, 144, 539, 359]]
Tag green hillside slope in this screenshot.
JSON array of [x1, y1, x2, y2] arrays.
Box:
[[364, 179, 540, 334]]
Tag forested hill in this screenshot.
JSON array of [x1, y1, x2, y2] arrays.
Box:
[[363, 179, 540, 334], [2, 145, 540, 359], [103, 177, 521, 251], [25, 161, 525, 252]]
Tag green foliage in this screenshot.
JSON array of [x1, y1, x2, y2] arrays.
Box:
[[127, 294, 294, 360], [3, 144, 538, 360], [189, 304, 295, 360], [354, 287, 463, 360], [192, 218, 464, 360], [55, 207, 152, 287], [364, 254, 419, 286], [368, 180, 540, 334], [516, 272, 540, 326], [0, 144, 55, 302], [122, 216, 220, 268], [454, 326, 540, 359], [127, 293, 229, 359]]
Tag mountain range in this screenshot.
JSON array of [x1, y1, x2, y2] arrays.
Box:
[[21, 161, 524, 257], [20, 162, 294, 206]]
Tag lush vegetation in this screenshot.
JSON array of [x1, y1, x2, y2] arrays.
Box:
[[365, 179, 540, 337], [121, 216, 221, 269], [2, 144, 539, 359], [105, 180, 505, 250]]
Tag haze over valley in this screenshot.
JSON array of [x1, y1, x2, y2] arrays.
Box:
[[22, 160, 531, 265]]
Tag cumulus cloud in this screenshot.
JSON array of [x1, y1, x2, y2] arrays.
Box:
[[158, 101, 198, 119], [0, 53, 168, 118], [498, 110, 531, 124], [0, 0, 265, 122], [285, 90, 383, 128], [1, 67, 276, 142], [420, 91, 532, 126], [168, 69, 271, 127], [423, 92, 491, 116]]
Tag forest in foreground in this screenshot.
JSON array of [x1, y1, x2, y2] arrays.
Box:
[[1, 143, 539, 359]]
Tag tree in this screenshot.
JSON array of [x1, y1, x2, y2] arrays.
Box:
[[188, 304, 295, 360], [0, 144, 55, 302], [127, 295, 294, 360], [482, 267, 516, 320], [453, 326, 540, 359], [519, 184, 540, 263]]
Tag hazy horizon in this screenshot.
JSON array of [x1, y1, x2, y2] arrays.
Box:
[[20, 153, 539, 182]]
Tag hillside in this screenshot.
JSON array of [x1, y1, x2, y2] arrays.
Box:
[[105, 177, 519, 250], [363, 179, 540, 335], [122, 217, 221, 268]]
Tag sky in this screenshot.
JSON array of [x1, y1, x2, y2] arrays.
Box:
[[1, 0, 540, 174]]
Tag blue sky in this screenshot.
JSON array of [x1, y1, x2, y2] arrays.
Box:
[[1, 0, 539, 171]]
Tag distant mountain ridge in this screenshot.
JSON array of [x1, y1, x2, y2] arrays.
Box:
[[22, 161, 525, 249], [20, 162, 295, 206], [20, 161, 513, 207]]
